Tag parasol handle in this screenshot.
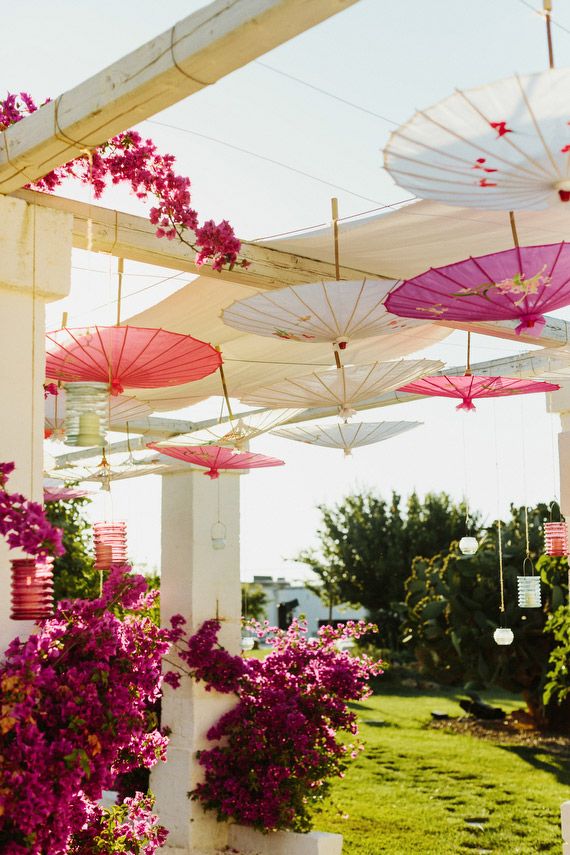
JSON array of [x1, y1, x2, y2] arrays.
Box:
[[509, 211, 519, 249], [331, 197, 340, 281]]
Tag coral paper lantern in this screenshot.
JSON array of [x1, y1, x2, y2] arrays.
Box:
[[11, 557, 54, 620], [149, 444, 285, 479], [45, 326, 222, 394], [384, 244, 570, 338], [398, 375, 559, 411], [544, 521, 568, 556], [93, 522, 128, 569], [383, 68, 570, 211]]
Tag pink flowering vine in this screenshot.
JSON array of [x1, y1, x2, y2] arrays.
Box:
[[0, 462, 64, 560], [0, 566, 177, 854], [1, 93, 246, 272], [174, 617, 383, 832]]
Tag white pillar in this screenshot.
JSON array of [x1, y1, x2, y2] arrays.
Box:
[[547, 384, 570, 517], [152, 469, 241, 855], [562, 800, 570, 854], [0, 195, 72, 652]]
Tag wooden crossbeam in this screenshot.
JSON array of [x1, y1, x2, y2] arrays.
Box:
[[0, 0, 359, 193], [11, 188, 384, 287]]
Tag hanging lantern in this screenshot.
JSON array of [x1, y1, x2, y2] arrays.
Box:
[[64, 382, 109, 446], [10, 557, 54, 620], [493, 627, 514, 646], [211, 521, 227, 550], [93, 521, 128, 569], [517, 575, 542, 609], [544, 521, 568, 556], [459, 536, 478, 556]]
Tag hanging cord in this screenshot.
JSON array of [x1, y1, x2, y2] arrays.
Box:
[[331, 197, 343, 371], [544, 0, 555, 68], [464, 331, 472, 377], [116, 258, 124, 326], [461, 415, 471, 532], [493, 401, 507, 619], [30, 205, 37, 498], [520, 397, 534, 576]]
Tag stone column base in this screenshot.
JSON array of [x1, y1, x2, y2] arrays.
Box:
[[227, 825, 343, 855]]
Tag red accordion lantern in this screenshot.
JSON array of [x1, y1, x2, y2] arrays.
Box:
[[93, 522, 128, 570], [11, 557, 54, 620], [544, 521, 569, 557]]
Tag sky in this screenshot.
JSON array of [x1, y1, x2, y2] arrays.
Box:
[[5, 0, 570, 579]]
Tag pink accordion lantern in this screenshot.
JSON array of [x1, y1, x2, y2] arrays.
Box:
[[384, 244, 570, 338], [544, 521, 569, 557], [11, 557, 54, 620], [93, 522, 128, 569]]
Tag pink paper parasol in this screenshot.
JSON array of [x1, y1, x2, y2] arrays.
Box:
[[43, 486, 91, 502], [385, 243, 570, 337], [45, 326, 222, 395], [398, 375, 560, 411], [148, 444, 285, 479]]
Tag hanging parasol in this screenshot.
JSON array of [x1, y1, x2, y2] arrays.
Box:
[[45, 388, 153, 438], [383, 68, 570, 211], [45, 326, 222, 395], [46, 449, 166, 490], [384, 242, 570, 337], [43, 486, 91, 502], [156, 408, 303, 451], [239, 359, 443, 418], [221, 279, 424, 351], [397, 374, 560, 411], [148, 444, 285, 479], [272, 420, 422, 456]]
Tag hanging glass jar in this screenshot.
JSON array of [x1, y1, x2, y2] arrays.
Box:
[[64, 382, 109, 446], [544, 521, 568, 556], [211, 521, 227, 550], [10, 557, 54, 620], [517, 557, 542, 608], [93, 521, 128, 569], [459, 535, 478, 555]]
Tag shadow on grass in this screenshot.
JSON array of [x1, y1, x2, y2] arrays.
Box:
[[498, 743, 570, 786]]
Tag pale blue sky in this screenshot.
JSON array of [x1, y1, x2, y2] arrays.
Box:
[[5, 0, 570, 577]]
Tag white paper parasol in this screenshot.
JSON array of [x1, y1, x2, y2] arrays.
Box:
[[239, 360, 443, 417], [157, 408, 302, 450], [272, 420, 422, 456], [384, 68, 570, 211], [221, 279, 423, 350]]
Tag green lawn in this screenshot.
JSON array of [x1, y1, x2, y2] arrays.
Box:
[[317, 688, 569, 854]]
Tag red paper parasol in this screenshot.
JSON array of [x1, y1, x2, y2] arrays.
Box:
[[385, 243, 570, 337], [398, 375, 560, 411], [148, 444, 285, 479], [45, 326, 222, 395]]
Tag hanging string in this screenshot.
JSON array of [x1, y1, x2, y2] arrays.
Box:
[[498, 518, 506, 614], [30, 205, 37, 498], [330, 197, 343, 371], [493, 401, 507, 618], [520, 397, 531, 563], [461, 415, 470, 531]]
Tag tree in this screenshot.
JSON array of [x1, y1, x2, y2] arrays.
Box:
[[297, 490, 473, 615], [405, 502, 570, 727], [241, 583, 268, 621], [44, 496, 100, 601]]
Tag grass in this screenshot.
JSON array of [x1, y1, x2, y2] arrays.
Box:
[[317, 688, 569, 854]]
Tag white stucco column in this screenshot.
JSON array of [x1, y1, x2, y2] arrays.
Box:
[[0, 195, 72, 652], [152, 468, 241, 855], [547, 384, 570, 517]]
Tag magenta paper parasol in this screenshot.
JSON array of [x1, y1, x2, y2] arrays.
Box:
[[398, 375, 560, 411], [45, 326, 222, 395], [148, 444, 285, 479], [385, 243, 570, 337], [43, 486, 91, 502]]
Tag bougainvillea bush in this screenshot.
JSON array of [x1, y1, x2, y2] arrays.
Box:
[[176, 618, 383, 832], [0, 92, 245, 272], [0, 566, 173, 854]]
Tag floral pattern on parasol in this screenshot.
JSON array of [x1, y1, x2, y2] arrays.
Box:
[[397, 374, 560, 411], [383, 68, 570, 210], [221, 279, 423, 350], [239, 360, 443, 418], [148, 444, 285, 479], [384, 243, 570, 337], [45, 326, 222, 395]]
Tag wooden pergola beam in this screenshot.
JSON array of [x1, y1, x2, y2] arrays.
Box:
[[11, 188, 376, 288], [0, 0, 359, 194]]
